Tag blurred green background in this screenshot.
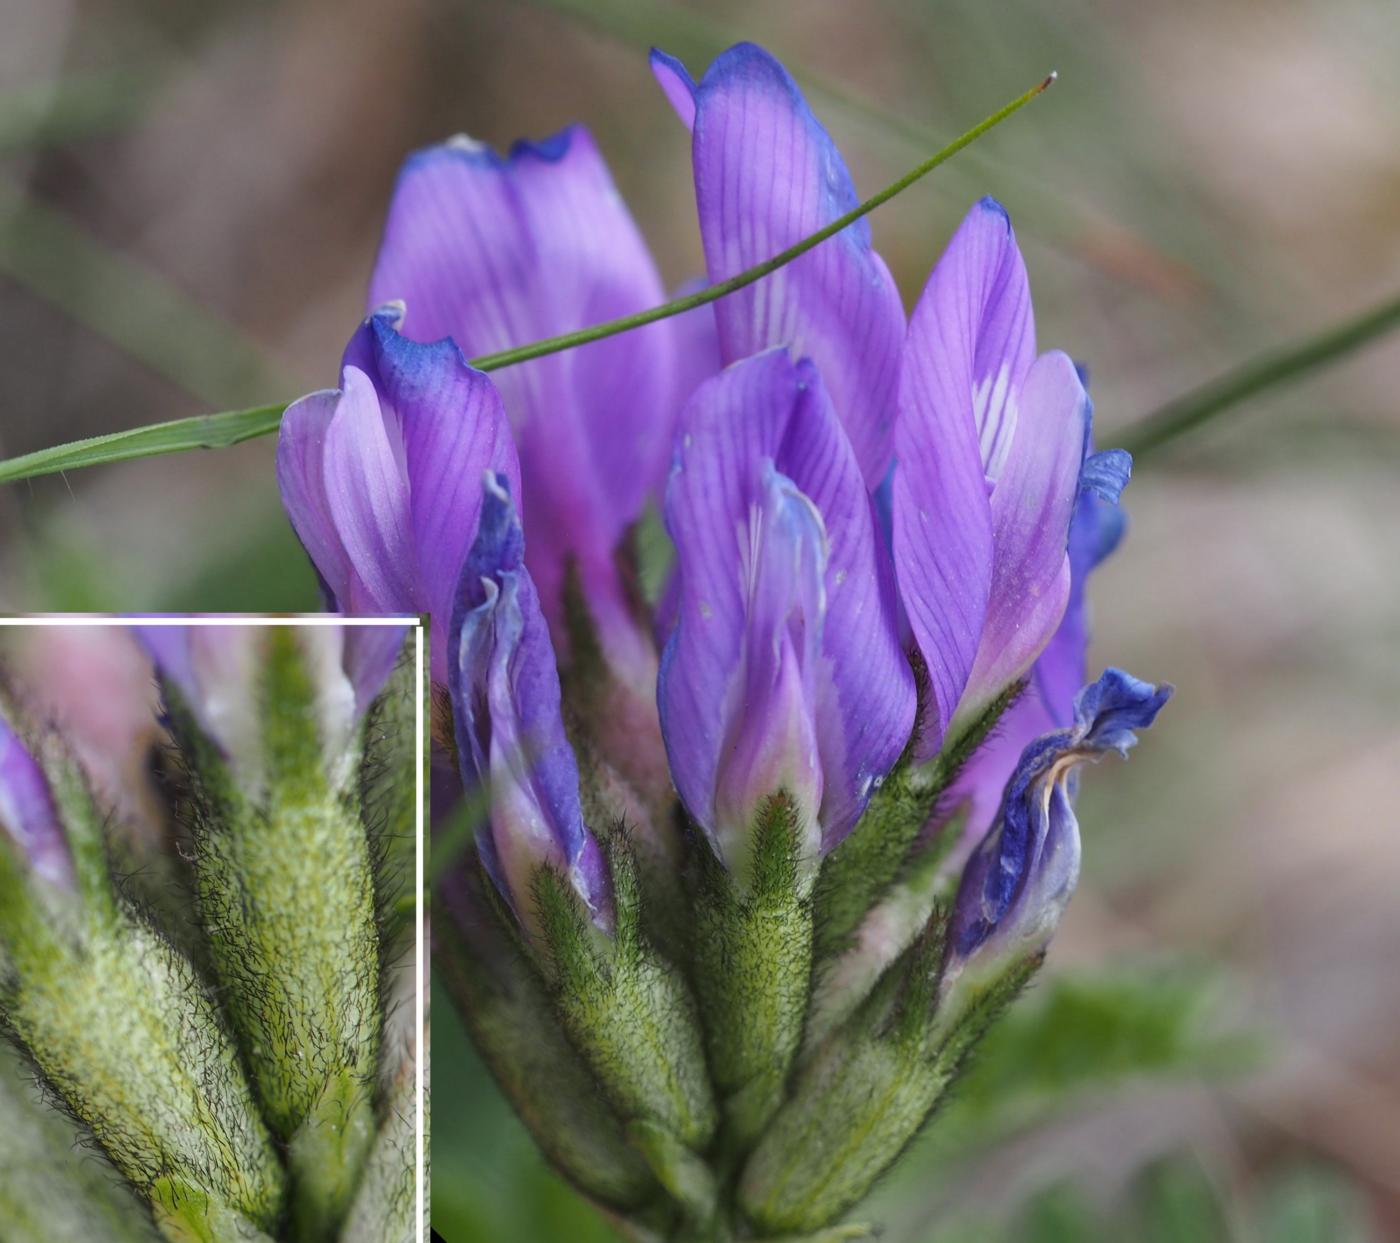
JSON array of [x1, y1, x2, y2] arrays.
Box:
[[1, 0, 1398, 1239]]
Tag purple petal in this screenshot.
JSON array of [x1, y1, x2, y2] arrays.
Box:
[[342, 625, 410, 719], [649, 48, 697, 130], [369, 128, 675, 656], [780, 359, 914, 850], [661, 43, 906, 487], [955, 351, 1089, 732], [279, 313, 519, 685], [350, 315, 520, 680], [711, 463, 826, 869], [659, 350, 913, 869], [449, 474, 606, 931], [322, 366, 418, 615], [0, 711, 72, 889], [277, 390, 353, 609]]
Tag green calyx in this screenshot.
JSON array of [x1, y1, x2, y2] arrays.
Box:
[[812, 678, 1023, 962], [451, 669, 1055, 1241], [689, 794, 814, 1155], [739, 926, 1042, 1237], [534, 830, 718, 1155], [171, 629, 383, 1240]]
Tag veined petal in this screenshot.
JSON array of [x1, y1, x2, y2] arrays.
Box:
[[279, 313, 519, 685], [369, 128, 674, 647], [712, 463, 826, 869], [954, 351, 1090, 734], [347, 313, 520, 680], [933, 442, 1134, 867], [946, 668, 1171, 974], [322, 366, 417, 616], [0, 710, 72, 889], [277, 390, 353, 608], [892, 199, 1038, 755], [659, 350, 913, 871], [449, 474, 605, 931], [780, 360, 914, 849], [656, 43, 906, 487]]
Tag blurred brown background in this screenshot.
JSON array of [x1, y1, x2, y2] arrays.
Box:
[[1, 1, 1397, 1238]]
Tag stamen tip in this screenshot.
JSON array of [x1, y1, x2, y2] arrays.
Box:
[[1040, 70, 1059, 92]]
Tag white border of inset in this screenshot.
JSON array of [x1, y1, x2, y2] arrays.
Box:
[[0, 614, 427, 1241]]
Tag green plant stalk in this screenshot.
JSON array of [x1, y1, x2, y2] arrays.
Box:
[[1122, 289, 1400, 459], [0, 73, 1053, 486]]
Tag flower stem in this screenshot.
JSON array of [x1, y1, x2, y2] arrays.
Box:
[[1122, 288, 1400, 460]]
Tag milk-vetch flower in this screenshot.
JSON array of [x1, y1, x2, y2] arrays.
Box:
[[277, 307, 518, 684], [368, 127, 677, 698], [448, 472, 609, 935], [893, 198, 1091, 756], [933, 442, 1134, 862], [651, 43, 906, 489], [944, 667, 1173, 988], [658, 349, 913, 886]]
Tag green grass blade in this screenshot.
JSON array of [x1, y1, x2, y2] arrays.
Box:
[[0, 403, 287, 483], [0, 73, 1051, 485], [1122, 290, 1400, 460]]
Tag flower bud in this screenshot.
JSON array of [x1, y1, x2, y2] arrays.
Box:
[[448, 472, 609, 938], [136, 623, 407, 1240], [942, 668, 1173, 1001], [0, 705, 285, 1239]]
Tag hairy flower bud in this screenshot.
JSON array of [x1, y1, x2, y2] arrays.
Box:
[[137, 623, 407, 1239], [448, 473, 610, 937], [0, 705, 285, 1240]]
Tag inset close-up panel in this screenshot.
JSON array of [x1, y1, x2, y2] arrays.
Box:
[[0, 618, 426, 1243]]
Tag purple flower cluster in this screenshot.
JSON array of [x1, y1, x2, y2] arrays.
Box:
[[276, 41, 1167, 955]]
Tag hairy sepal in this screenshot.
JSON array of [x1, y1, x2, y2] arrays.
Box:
[[535, 830, 717, 1155], [690, 793, 814, 1154], [812, 678, 1022, 961]]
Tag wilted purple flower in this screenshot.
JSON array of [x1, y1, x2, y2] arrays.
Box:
[[134, 622, 406, 783], [368, 127, 676, 698], [449, 472, 609, 935], [893, 198, 1091, 757], [0, 709, 72, 889], [944, 668, 1172, 982], [934, 444, 1133, 862], [651, 43, 906, 489], [658, 349, 914, 882], [277, 306, 519, 685]]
